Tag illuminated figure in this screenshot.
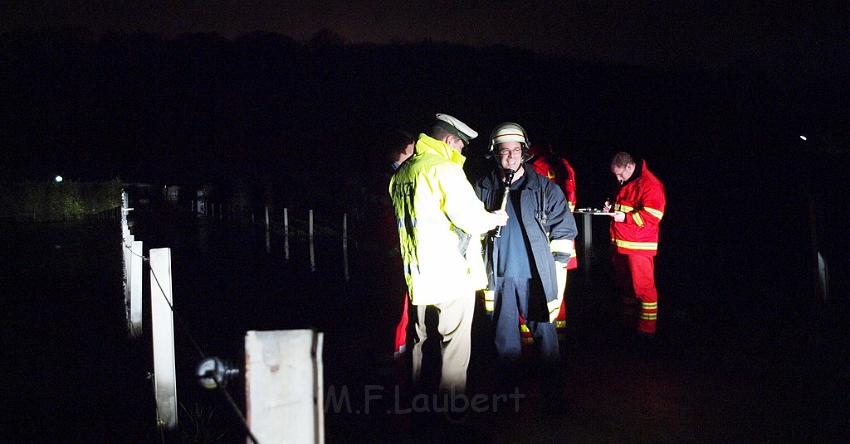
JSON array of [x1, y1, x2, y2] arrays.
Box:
[[604, 152, 666, 339], [474, 123, 577, 380], [389, 113, 507, 394]]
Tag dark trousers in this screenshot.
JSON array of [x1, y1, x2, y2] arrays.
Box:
[[493, 277, 560, 363]]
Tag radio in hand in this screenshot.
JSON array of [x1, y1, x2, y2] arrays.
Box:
[[493, 168, 516, 238]]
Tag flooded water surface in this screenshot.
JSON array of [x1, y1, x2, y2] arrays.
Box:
[[3, 204, 848, 443]]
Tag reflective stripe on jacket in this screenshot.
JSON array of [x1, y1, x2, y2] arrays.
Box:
[[389, 134, 491, 306], [529, 154, 579, 269], [610, 160, 666, 256]]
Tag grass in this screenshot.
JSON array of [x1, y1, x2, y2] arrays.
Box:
[[0, 179, 123, 222]]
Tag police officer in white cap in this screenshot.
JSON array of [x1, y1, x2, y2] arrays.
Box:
[[390, 113, 508, 395]]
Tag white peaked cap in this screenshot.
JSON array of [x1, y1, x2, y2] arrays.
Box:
[[435, 113, 478, 143]]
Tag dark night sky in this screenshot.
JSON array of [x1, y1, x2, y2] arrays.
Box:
[[3, 1, 848, 70], [3, 1, 849, 185]]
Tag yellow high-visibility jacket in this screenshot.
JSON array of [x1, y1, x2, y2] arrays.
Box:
[[389, 134, 493, 306]]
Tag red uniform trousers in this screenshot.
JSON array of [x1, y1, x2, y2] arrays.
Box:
[[394, 293, 410, 359], [612, 253, 658, 335]]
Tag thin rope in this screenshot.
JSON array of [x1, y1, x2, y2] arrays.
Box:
[[124, 242, 260, 442], [218, 384, 260, 444]]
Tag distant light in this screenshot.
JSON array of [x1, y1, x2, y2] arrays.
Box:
[[54, 175, 63, 183], [799, 135, 808, 141]]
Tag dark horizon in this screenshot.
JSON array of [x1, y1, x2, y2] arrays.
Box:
[[3, 1, 847, 72], [2, 27, 848, 186]]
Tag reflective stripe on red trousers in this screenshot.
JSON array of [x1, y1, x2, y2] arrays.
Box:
[[613, 253, 658, 334]]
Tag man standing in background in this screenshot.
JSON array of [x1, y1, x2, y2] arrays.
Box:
[[527, 143, 579, 342], [604, 151, 666, 342]]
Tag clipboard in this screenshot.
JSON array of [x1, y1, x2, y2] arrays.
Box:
[[575, 208, 617, 216]]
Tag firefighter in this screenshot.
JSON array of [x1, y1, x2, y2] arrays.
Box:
[[390, 113, 508, 394], [386, 130, 415, 360], [473, 123, 577, 379], [603, 151, 666, 340], [527, 144, 578, 342], [359, 130, 416, 360]]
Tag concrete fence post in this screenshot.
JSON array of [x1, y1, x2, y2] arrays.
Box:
[[265, 206, 271, 254], [129, 240, 143, 338], [149, 248, 178, 429], [309, 209, 315, 272], [582, 212, 593, 284], [122, 234, 133, 311], [343, 213, 349, 282], [284, 207, 290, 261], [245, 329, 324, 444]]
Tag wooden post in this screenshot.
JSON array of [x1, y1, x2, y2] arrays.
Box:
[[149, 248, 178, 429], [809, 196, 823, 306], [284, 207, 290, 261], [264, 206, 271, 253], [122, 234, 133, 309], [309, 209, 315, 272], [265, 206, 271, 254], [121, 190, 130, 237], [582, 212, 593, 285], [129, 240, 143, 337], [343, 213, 349, 282], [245, 330, 324, 444]]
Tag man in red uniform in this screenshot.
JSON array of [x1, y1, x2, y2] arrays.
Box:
[[360, 130, 416, 366], [527, 144, 578, 341], [604, 152, 666, 339], [387, 131, 416, 360]]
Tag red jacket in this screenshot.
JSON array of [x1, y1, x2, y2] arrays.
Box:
[[529, 153, 578, 269], [610, 160, 666, 256], [529, 154, 577, 211]]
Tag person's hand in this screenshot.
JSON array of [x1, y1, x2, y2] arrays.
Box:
[[612, 211, 626, 222], [602, 200, 612, 212], [490, 210, 509, 227]]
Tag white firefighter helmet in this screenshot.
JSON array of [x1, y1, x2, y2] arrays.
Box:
[[488, 122, 531, 157]]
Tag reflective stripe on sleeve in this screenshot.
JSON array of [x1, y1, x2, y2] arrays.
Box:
[[612, 239, 658, 250], [548, 298, 561, 315], [645, 207, 664, 220], [632, 212, 645, 228], [549, 238, 574, 255], [484, 290, 495, 313]]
